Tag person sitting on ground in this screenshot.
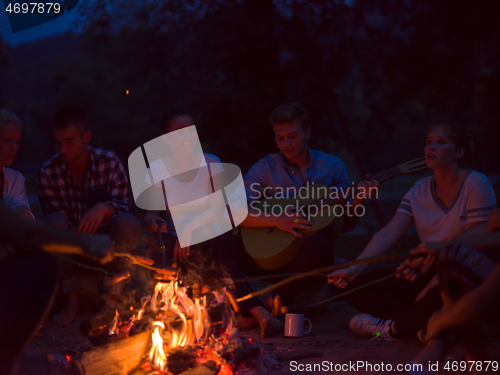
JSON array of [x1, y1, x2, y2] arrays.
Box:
[[406, 209, 500, 374], [143, 111, 226, 267], [200, 103, 376, 338], [37, 106, 141, 327], [0, 109, 33, 224], [328, 123, 496, 341], [0, 202, 113, 375]]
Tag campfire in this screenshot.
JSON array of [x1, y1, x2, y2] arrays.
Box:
[[147, 280, 213, 371], [73, 276, 267, 375]]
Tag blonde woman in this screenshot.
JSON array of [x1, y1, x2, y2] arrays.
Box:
[[328, 124, 496, 340]]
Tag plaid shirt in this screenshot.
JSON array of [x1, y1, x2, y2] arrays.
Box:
[[37, 146, 130, 225]]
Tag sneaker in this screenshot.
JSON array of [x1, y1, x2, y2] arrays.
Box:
[[349, 313, 394, 341]]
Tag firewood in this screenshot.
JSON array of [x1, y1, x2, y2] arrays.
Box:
[[73, 330, 151, 375], [221, 339, 261, 369], [163, 346, 202, 374], [179, 361, 219, 375], [80, 309, 153, 338]]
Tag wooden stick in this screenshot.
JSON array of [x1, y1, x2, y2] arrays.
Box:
[[208, 273, 328, 288], [236, 252, 436, 302], [287, 272, 397, 311], [114, 252, 177, 275], [52, 254, 119, 276], [55, 252, 178, 276], [157, 224, 167, 265]]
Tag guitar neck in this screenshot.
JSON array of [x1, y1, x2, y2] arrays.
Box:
[[302, 163, 416, 211], [370, 165, 402, 184]]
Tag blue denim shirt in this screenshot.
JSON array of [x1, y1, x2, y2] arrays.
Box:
[[244, 147, 351, 203]]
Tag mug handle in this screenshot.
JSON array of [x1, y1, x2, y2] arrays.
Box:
[[304, 318, 312, 334]]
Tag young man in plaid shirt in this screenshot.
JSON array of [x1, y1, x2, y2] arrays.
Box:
[[37, 106, 140, 326]]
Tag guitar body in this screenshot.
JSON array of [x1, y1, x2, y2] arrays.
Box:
[[240, 156, 429, 271], [241, 184, 344, 270]]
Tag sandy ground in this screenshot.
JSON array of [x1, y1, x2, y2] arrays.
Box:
[[21, 298, 500, 375], [14, 231, 500, 374], [239, 301, 500, 374]]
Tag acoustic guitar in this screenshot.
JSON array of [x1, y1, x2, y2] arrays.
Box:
[[241, 157, 428, 270]]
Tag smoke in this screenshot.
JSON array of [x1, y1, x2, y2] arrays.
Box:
[[181, 241, 235, 291]]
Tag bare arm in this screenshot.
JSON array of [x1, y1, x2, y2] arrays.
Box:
[[328, 212, 414, 287], [410, 211, 500, 259], [353, 212, 413, 266]]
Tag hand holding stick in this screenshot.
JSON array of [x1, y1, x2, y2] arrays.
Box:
[[236, 252, 438, 302]]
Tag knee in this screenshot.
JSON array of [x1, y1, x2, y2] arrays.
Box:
[[44, 212, 71, 230]]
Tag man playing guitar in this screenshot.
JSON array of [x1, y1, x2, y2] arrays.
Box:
[[204, 103, 376, 338]]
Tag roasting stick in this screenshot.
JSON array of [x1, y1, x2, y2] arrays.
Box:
[[208, 273, 328, 289], [50, 251, 177, 277], [52, 253, 119, 276], [157, 224, 167, 265], [288, 272, 397, 312], [236, 252, 437, 302], [114, 252, 177, 275]]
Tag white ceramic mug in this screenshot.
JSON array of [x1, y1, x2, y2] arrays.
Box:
[[284, 313, 312, 337]]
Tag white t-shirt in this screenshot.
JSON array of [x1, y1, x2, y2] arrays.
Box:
[[148, 153, 225, 240], [2, 167, 30, 212], [397, 170, 497, 243]]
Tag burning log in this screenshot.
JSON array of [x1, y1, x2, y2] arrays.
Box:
[[80, 307, 155, 346], [219, 337, 262, 372], [161, 346, 202, 374], [73, 329, 151, 375], [178, 361, 219, 375], [137, 347, 220, 375]]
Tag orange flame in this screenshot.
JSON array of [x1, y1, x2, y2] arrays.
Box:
[[149, 281, 212, 370], [149, 321, 166, 370], [109, 310, 119, 335]]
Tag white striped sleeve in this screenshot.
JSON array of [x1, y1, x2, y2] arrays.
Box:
[[397, 189, 413, 217], [465, 176, 497, 226]]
